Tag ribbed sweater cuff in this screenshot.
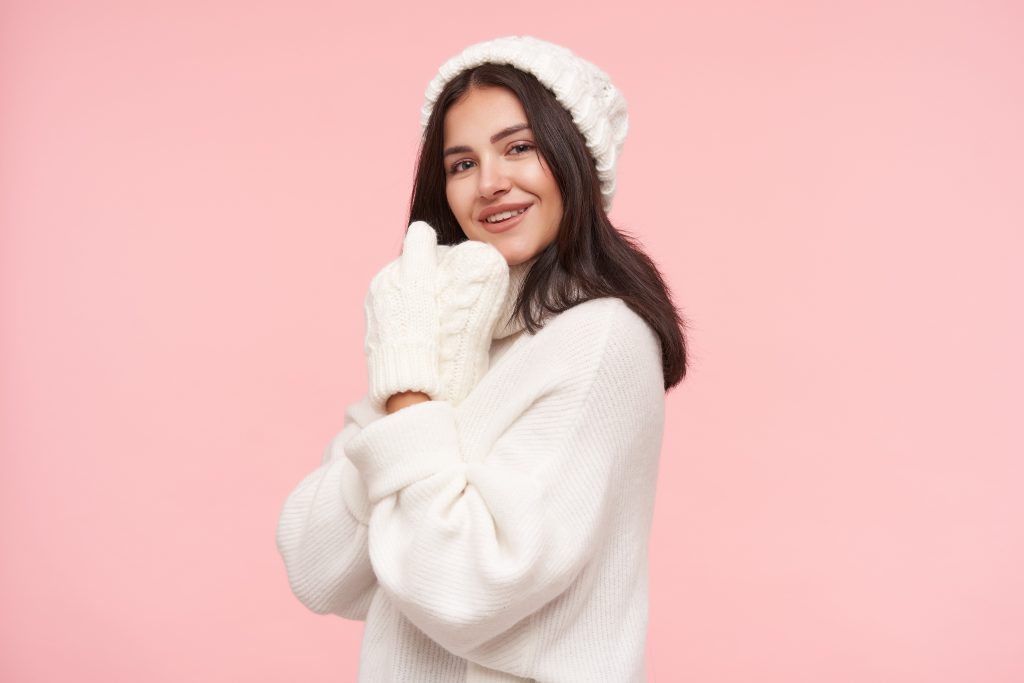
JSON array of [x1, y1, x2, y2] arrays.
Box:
[[367, 343, 440, 412], [344, 399, 462, 504]]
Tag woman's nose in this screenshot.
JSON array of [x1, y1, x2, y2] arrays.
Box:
[[477, 160, 511, 198]]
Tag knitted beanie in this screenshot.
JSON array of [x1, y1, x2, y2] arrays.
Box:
[[420, 35, 629, 213]]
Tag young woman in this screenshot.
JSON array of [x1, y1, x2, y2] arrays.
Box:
[[277, 35, 689, 682]]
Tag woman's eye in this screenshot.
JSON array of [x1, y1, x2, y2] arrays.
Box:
[[448, 144, 534, 175]]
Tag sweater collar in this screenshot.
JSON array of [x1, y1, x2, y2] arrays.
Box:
[[491, 253, 541, 340]]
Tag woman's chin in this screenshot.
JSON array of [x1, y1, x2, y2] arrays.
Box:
[[473, 236, 542, 267], [498, 245, 539, 267], [503, 253, 529, 267]]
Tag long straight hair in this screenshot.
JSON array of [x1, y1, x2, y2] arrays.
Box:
[[408, 63, 689, 391]]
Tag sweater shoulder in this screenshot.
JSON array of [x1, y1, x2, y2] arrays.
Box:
[[523, 297, 662, 392], [542, 297, 660, 362]]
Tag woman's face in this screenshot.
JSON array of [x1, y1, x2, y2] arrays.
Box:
[[443, 86, 564, 266]]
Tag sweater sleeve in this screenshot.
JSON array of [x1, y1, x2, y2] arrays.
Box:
[[343, 300, 664, 659], [275, 395, 384, 621]]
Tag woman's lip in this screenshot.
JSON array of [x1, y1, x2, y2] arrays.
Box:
[[481, 205, 531, 234]]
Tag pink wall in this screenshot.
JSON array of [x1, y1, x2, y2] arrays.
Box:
[[2, 1, 1022, 681]]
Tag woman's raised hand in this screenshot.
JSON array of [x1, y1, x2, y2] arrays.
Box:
[[363, 221, 443, 413], [435, 239, 509, 406], [363, 221, 509, 412]]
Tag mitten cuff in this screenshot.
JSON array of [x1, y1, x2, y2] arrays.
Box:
[[367, 343, 441, 412]]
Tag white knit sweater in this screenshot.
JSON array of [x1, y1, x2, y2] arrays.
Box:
[[276, 259, 666, 682]]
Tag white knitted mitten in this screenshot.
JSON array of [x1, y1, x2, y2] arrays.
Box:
[[435, 239, 510, 405], [362, 221, 443, 413]]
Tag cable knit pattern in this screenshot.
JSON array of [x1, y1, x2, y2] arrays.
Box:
[[276, 295, 665, 682], [420, 35, 629, 213], [435, 240, 510, 406], [364, 224, 540, 411]]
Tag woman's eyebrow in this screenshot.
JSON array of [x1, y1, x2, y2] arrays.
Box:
[[443, 123, 531, 158]]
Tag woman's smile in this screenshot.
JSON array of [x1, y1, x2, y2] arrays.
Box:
[[481, 204, 531, 234]]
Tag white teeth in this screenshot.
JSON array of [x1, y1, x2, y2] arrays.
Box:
[[484, 207, 527, 223]]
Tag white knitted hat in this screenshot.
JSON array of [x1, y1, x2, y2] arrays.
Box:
[[420, 35, 629, 213]]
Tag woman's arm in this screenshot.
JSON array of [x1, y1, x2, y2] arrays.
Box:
[[344, 300, 665, 660], [275, 395, 383, 621], [385, 390, 430, 413]]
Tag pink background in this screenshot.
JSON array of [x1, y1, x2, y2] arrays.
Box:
[[2, 1, 1022, 681]]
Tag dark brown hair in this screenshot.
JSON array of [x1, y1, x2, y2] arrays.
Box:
[[407, 63, 689, 391]]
